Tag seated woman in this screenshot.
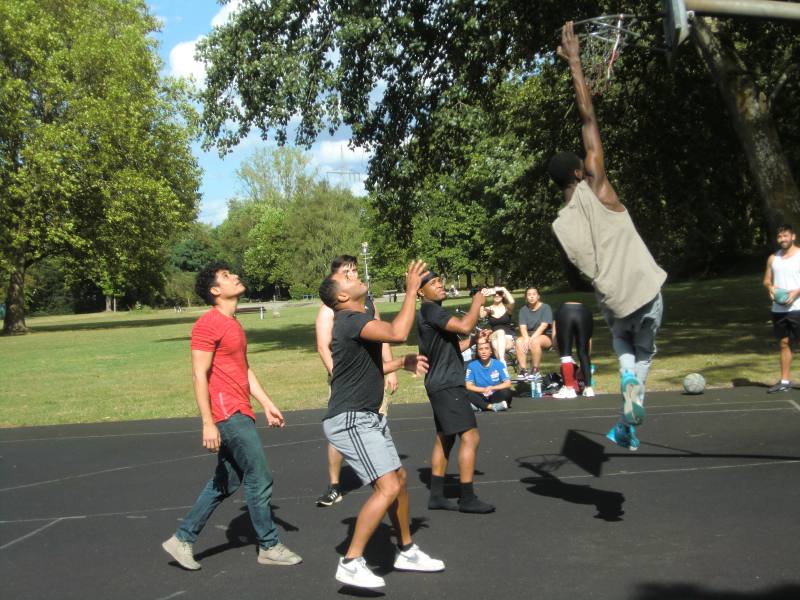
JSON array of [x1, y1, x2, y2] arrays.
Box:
[[465, 338, 512, 411], [480, 286, 515, 366], [552, 301, 594, 398]]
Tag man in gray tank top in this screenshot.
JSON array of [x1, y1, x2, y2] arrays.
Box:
[[548, 22, 667, 451]]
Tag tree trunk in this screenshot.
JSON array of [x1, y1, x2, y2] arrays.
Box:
[[692, 17, 800, 234], [3, 255, 29, 334], [105, 295, 113, 312]]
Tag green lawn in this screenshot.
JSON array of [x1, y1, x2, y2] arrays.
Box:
[[0, 274, 781, 427]]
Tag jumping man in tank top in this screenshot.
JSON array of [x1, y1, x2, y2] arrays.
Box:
[[548, 22, 668, 451], [763, 224, 800, 393]]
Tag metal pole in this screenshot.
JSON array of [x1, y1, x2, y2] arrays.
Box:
[[686, 0, 800, 20], [361, 242, 370, 293]]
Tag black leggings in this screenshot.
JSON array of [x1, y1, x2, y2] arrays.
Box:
[[555, 303, 593, 384], [468, 388, 512, 410]]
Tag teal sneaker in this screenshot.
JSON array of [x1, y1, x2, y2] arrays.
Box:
[[621, 371, 645, 425], [606, 423, 631, 449], [628, 425, 640, 452]]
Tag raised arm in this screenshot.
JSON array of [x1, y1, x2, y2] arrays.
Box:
[[446, 289, 489, 335], [360, 260, 428, 343], [558, 21, 622, 211]]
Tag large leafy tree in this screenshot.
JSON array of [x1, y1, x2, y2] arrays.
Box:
[[0, 0, 200, 332], [196, 0, 798, 285]]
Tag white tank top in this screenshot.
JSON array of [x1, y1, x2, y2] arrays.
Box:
[[771, 249, 800, 312]]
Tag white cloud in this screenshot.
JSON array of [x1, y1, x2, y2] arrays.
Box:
[[316, 140, 371, 166], [211, 0, 244, 27], [168, 36, 206, 84]]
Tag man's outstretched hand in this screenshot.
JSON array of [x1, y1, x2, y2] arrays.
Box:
[[404, 260, 428, 294], [557, 21, 581, 63]]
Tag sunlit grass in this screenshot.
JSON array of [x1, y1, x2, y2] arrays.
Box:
[[0, 274, 781, 427]]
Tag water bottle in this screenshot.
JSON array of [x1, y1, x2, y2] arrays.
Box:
[[530, 373, 542, 398]]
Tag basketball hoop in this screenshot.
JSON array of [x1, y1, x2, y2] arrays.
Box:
[[570, 14, 644, 95]]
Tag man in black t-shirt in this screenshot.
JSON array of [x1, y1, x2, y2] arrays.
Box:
[[417, 274, 496, 514], [318, 260, 445, 590]]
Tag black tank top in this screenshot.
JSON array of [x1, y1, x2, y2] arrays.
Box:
[[487, 311, 514, 335]]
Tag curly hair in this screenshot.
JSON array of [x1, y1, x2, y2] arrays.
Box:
[[195, 262, 232, 306]]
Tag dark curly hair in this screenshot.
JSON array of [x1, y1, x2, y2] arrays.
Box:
[[195, 262, 232, 305]]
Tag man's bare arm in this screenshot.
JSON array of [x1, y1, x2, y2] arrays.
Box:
[[558, 21, 622, 211], [191, 349, 220, 452], [445, 290, 489, 335], [315, 304, 334, 374]]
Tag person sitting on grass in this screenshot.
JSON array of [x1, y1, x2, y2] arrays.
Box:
[[465, 337, 513, 412]]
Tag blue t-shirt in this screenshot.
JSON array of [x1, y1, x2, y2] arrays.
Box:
[[465, 358, 510, 388]]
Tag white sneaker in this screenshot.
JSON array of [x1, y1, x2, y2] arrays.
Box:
[[582, 386, 595, 397], [552, 386, 577, 399], [162, 535, 201, 570], [393, 544, 445, 572], [335, 557, 385, 589], [491, 400, 508, 412]]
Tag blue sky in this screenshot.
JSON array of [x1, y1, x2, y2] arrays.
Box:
[[148, 0, 370, 225]]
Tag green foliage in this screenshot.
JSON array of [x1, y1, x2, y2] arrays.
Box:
[[282, 182, 368, 291], [236, 146, 316, 209], [194, 0, 800, 290], [0, 0, 201, 331]]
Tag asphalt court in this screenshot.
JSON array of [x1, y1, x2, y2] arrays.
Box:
[[1, 388, 799, 600]]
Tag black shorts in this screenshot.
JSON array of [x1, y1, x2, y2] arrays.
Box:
[[772, 311, 800, 341], [427, 386, 478, 435]]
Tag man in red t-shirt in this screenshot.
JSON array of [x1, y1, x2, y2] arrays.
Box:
[[162, 263, 302, 570]]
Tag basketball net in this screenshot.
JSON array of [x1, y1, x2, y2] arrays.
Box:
[[573, 14, 642, 95]]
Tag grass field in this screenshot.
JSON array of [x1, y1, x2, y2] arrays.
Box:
[[0, 274, 782, 427]]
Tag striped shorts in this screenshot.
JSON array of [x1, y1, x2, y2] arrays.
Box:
[[323, 411, 401, 485]]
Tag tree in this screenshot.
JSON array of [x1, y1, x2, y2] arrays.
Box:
[[0, 0, 200, 333], [195, 0, 799, 285], [236, 146, 315, 209], [281, 182, 368, 293]]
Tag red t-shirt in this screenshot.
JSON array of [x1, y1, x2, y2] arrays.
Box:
[[190, 308, 255, 423]]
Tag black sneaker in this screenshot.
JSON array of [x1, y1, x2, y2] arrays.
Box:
[[516, 369, 529, 382], [316, 486, 342, 507], [767, 381, 792, 393]]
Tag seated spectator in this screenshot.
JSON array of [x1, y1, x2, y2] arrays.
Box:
[[480, 286, 515, 366], [552, 302, 595, 399], [515, 287, 554, 381], [465, 338, 513, 411]]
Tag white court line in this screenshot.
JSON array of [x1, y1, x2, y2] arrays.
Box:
[[0, 516, 85, 550], [3, 402, 794, 493], [0, 399, 788, 444], [467, 459, 800, 488], [2, 459, 798, 526], [154, 592, 186, 600], [0, 428, 435, 493], [788, 399, 800, 413]]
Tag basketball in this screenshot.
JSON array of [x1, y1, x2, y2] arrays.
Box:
[[682, 373, 705, 395], [774, 288, 790, 305]]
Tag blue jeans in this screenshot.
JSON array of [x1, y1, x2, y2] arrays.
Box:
[[602, 293, 664, 403], [176, 412, 279, 550]]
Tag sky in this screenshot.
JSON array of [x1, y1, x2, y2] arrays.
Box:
[[148, 0, 370, 225]]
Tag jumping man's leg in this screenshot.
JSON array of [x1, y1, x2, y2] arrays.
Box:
[[346, 471, 402, 559]]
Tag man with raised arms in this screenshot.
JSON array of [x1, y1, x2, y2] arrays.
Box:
[[318, 260, 445, 589], [314, 255, 398, 507], [417, 274, 496, 513], [549, 22, 667, 450]]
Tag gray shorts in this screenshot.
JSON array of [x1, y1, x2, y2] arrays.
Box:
[[323, 411, 401, 485]]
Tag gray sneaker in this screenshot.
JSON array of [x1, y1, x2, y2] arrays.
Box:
[[767, 381, 792, 393], [162, 535, 201, 570], [257, 542, 303, 566]]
